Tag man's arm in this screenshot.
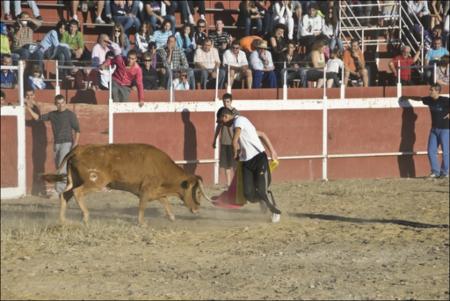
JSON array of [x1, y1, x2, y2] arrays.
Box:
[[73, 131, 80, 148], [399, 95, 424, 102], [212, 123, 222, 148], [25, 102, 40, 120], [232, 127, 241, 159], [257, 130, 278, 160]]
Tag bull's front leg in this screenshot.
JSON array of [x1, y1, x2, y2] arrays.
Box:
[[160, 197, 175, 221], [138, 196, 148, 225]]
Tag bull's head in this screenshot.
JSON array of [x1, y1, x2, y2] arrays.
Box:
[[180, 175, 212, 213]]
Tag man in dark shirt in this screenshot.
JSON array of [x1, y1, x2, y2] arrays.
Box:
[[26, 93, 81, 195], [401, 83, 449, 178]]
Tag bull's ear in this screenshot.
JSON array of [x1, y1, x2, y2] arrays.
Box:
[[180, 180, 189, 189]]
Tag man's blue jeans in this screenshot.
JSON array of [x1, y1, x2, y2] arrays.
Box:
[[427, 127, 449, 176], [252, 70, 277, 88]]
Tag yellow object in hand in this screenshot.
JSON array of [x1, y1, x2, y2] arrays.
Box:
[[269, 159, 279, 172]]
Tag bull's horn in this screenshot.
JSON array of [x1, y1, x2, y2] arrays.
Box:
[[198, 179, 213, 203]]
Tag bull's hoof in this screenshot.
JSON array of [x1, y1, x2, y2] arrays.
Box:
[[167, 214, 176, 222]]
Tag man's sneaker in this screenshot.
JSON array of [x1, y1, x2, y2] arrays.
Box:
[[95, 16, 105, 24], [271, 213, 281, 223], [428, 173, 440, 178]]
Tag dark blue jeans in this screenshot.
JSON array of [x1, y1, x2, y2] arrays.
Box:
[[252, 70, 277, 88], [428, 128, 449, 176]]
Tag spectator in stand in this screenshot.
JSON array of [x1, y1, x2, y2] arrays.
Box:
[[436, 55, 449, 86], [192, 18, 208, 49], [269, 23, 288, 67], [107, 40, 144, 106], [279, 41, 303, 87], [62, 19, 90, 62], [222, 40, 253, 89], [0, 22, 11, 58], [92, 34, 116, 90], [408, 0, 432, 32], [111, 23, 131, 57], [172, 70, 190, 90], [300, 3, 324, 53], [0, 90, 5, 105], [162, 1, 178, 34], [73, 62, 96, 90], [31, 20, 73, 80], [249, 40, 277, 88], [323, 4, 343, 52], [325, 48, 343, 88], [153, 19, 173, 49], [3, 0, 42, 20], [71, 0, 106, 23], [141, 0, 164, 29], [343, 39, 369, 87], [429, 0, 443, 29], [136, 21, 155, 54], [28, 64, 46, 90], [178, 0, 206, 25], [141, 51, 160, 90], [388, 45, 422, 85], [301, 39, 327, 88], [157, 35, 195, 89], [240, 35, 263, 53], [238, 0, 264, 37], [10, 12, 42, 61], [209, 19, 233, 62], [273, 0, 295, 40], [255, 0, 273, 38], [443, 12, 449, 49], [194, 37, 225, 89], [425, 37, 449, 82], [0, 54, 16, 89], [147, 41, 165, 77], [175, 24, 195, 63], [111, 0, 141, 35]]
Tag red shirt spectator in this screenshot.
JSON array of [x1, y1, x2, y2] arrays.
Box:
[[389, 45, 421, 82]]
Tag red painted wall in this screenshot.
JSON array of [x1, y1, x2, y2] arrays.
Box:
[[1, 116, 18, 187]]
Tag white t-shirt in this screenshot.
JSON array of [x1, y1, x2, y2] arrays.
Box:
[[233, 116, 265, 161], [326, 58, 343, 73]]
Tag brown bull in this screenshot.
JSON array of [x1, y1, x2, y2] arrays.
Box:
[[42, 144, 212, 224]]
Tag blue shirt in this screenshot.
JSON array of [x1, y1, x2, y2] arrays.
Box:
[[39, 30, 60, 52], [153, 30, 171, 49], [426, 47, 449, 63], [0, 70, 16, 88]]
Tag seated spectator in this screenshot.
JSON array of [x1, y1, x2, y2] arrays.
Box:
[[325, 48, 343, 88], [194, 38, 225, 89], [0, 22, 11, 58], [425, 37, 449, 82], [343, 39, 369, 87], [192, 19, 208, 49], [3, 0, 41, 20], [10, 12, 42, 61], [153, 19, 173, 49], [173, 70, 190, 90], [61, 19, 90, 62], [249, 40, 277, 88], [240, 35, 263, 53], [73, 63, 96, 90], [408, 0, 431, 32], [322, 5, 343, 52], [111, 0, 140, 35], [300, 3, 324, 53], [141, 0, 165, 29], [269, 23, 288, 66], [436, 55, 449, 86], [111, 23, 131, 57], [0, 90, 5, 105], [92, 34, 115, 90], [279, 41, 303, 87], [273, 0, 294, 40], [209, 19, 232, 62], [300, 39, 327, 88], [28, 64, 47, 90], [107, 40, 144, 106], [388, 45, 422, 85], [237, 0, 263, 36], [157, 35, 195, 89], [222, 41, 252, 89], [255, 0, 273, 37], [136, 21, 155, 54], [429, 0, 443, 29], [175, 24, 195, 63], [0, 54, 16, 89], [141, 51, 160, 90]]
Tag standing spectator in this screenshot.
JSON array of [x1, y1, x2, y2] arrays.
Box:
[[2, 0, 41, 20], [175, 24, 195, 63], [300, 3, 324, 53], [249, 40, 277, 88], [212, 93, 239, 188], [136, 21, 155, 54], [61, 19, 90, 62], [401, 84, 449, 178], [0, 54, 16, 89], [425, 38, 449, 82], [194, 37, 225, 89], [153, 19, 173, 49], [157, 35, 195, 89], [343, 39, 369, 87], [389, 45, 422, 85], [435, 55, 449, 86], [25, 93, 81, 196], [111, 23, 131, 57], [192, 18, 208, 49], [279, 42, 303, 87], [27, 64, 46, 90], [238, 0, 263, 37], [408, 0, 432, 32], [107, 40, 144, 106], [273, 0, 295, 40], [322, 4, 343, 52], [208, 19, 232, 61], [111, 0, 141, 35], [0, 22, 11, 58], [141, 51, 160, 90], [10, 12, 42, 61], [222, 41, 253, 89], [92, 34, 115, 90], [269, 23, 288, 67]]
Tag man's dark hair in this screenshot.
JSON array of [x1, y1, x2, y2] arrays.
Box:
[[68, 19, 79, 28], [222, 93, 232, 101], [430, 83, 442, 92], [127, 49, 137, 58], [218, 107, 234, 118], [54, 94, 65, 103]]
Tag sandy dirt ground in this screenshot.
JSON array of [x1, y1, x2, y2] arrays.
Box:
[[1, 178, 449, 300]]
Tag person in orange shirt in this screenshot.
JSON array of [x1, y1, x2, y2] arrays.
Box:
[[343, 39, 369, 87]]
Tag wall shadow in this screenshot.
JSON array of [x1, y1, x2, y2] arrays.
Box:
[[398, 107, 417, 177], [292, 213, 449, 229], [182, 109, 197, 175]]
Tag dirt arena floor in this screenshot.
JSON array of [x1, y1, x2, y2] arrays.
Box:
[[1, 178, 449, 300]]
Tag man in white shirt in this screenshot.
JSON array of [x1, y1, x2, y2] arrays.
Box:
[[300, 3, 324, 52], [222, 41, 253, 89], [194, 37, 225, 89], [249, 40, 277, 88], [219, 107, 281, 223]]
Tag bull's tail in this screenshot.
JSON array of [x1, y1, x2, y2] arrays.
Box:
[[41, 173, 67, 183]]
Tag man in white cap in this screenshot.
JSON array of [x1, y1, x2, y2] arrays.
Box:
[[249, 40, 277, 88]]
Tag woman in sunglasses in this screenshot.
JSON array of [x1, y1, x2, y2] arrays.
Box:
[[110, 23, 130, 57]]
